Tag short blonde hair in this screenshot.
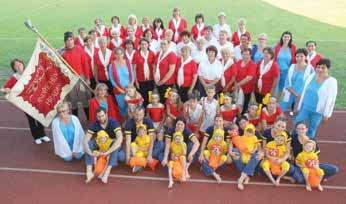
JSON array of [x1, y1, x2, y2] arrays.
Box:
[[180, 45, 191, 53], [238, 18, 246, 25], [95, 83, 108, 97], [165, 29, 173, 36], [257, 33, 268, 40], [221, 47, 234, 57], [56, 101, 70, 112]]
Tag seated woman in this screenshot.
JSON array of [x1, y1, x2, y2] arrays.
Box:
[[130, 124, 158, 172], [165, 88, 184, 128], [229, 124, 261, 190], [124, 84, 143, 119], [295, 140, 324, 191], [260, 96, 284, 131], [202, 129, 228, 183], [168, 131, 187, 189], [52, 102, 84, 161], [183, 92, 204, 141], [89, 83, 121, 123], [261, 131, 290, 186]]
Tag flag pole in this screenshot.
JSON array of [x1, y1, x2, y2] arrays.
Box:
[[24, 20, 95, 94]]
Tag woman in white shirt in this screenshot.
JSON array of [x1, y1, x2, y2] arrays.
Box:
[[198, 45, 223, 96]]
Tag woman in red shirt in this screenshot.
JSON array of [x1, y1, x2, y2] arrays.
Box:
[[154, 39, 177, 103], [152, 17, 166, 40], [190, 13, 205, 42], [233, 48, 256, 114], [220, 47, 236, 93], [1, 58, 49, 145], [108, 16, 126, 40], [94, 36, 115, 91], [133, 38, 156, 107], [255, 47, 279, 103], [89, 83, 121, 123], [168, 7, 188, 43], [176, 46, 198, 102], [260, 97, 284, 131]]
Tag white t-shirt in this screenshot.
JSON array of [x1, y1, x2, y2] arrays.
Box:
[[198, 58, 223, 81], [203, 36, 219, 49], [213, 23, 232, 40], [217, 41, 234, 59]]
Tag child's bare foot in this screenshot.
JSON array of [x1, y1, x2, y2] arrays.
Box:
[[186, 172, 191, 179], [213, 173, 222, 184], [85, 172, 94, 184], [306, 185, 312, 191], [283, 176, 296, 183], [318, 185, 324, 192], [243, 176, 250, 184], [168, 180, 174, 189], [237, 179, 244, 190], [101, 174, 109, 184], [275, 178, 281, 186], [182, 176, 186, 182]]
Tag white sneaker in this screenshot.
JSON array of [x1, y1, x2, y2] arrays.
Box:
[[35, 139, 43, 144], [41, 136, 51, 143]]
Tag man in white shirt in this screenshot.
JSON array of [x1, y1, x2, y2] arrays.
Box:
[[176, 30, 197, 56], [213, 12, 231, 40], [233, 33, 252, 61], [217, 30, 234, 59]]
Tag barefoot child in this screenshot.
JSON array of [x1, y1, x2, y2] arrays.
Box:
[[168, 131, 187, 188], [203, 128, 228, 183], [129, 124, 158, 172], [220, 92, 240, 128], [125, 84, 144, 119], [261, 131, 290, 186], [295, 140, 324, 191], [86, 130, 113, 184]]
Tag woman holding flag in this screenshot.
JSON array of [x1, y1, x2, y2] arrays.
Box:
[[1, 58, 49, 145]]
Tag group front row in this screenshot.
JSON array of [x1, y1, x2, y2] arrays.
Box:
[[51, 102, 338, 191]]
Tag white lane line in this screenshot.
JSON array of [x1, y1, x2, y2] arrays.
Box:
[[0, 126, 344, 144], [0, 167, 345, 190]]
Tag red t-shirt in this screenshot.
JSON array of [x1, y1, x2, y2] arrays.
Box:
[[255, 60, 280, 95], [231, 31, 251, 46], [62, 46, 91, 80], [147, 106, 165, 122], [235, 60, 256, 94], [309, 53, 322, 69], [166, 99, 181, 118], [108, 26, 127, 39], [175, 58, 198, 88], [223, 63, 237, 92], [155, 52, 177, 85], [4, 75, 18, 89], [153, 29, 166, 40], [132, 50, 156, 82], [260, 106, 282, 125], [220, 105, 240, 122]]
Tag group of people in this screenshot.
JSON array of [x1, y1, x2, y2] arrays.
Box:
[[0, 8, 339, 191]]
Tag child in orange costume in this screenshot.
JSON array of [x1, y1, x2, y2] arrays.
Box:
[[203, 128, 228, 183], [90, 130, 113, 182], [168, 131, 187, 189], [130, 124, 158, 172], [296, 140, 324, 191], [261, 131, 290, 186]]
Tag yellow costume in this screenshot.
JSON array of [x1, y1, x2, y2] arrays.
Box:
[[168, 132, 187, 180], [240, 124, 259, 163], [94, 130, 113, 175], [296, 142, 324, 187], [261, 132, 290, 175], [129, 125, 151, 168], [203, 129, 228, 169]]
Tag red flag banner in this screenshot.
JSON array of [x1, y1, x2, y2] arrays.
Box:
[[5, 38, 79, 127]]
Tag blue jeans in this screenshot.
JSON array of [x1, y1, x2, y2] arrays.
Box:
[[232, 149, 261, 177], [63, 152, 84, 162], [152, 140, 165, 162], [201, 161, 227, 177], [294, 108, 323, 139], [85, 139, 125, 167], [290, 163, 339, 183]]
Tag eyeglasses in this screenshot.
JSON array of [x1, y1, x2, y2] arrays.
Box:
[[258, 38, 267, 40], [59, 109, 69, 114]]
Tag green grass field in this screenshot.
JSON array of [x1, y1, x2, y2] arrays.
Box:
[[1, 0, 345, 107]]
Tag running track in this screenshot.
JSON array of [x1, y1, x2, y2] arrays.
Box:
[[0, 99, 345, 204]]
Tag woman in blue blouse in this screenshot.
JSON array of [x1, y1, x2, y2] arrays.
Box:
[[251, 33, 268, 63]]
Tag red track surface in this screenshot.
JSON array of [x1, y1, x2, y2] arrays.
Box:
[[0, 100, 345, 204]]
